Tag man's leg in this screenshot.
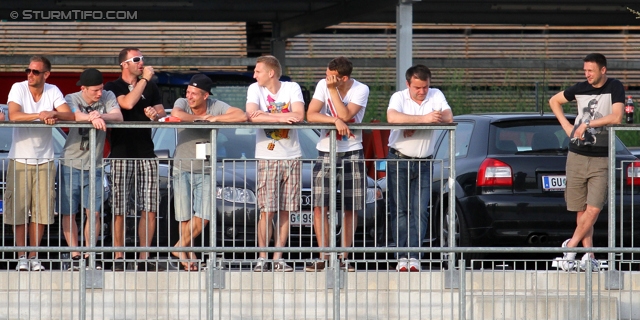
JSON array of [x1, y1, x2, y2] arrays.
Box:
[[173, 217, 208, 259], [312, 206, 331, 259], [138, 210, 156, 260], [28, 222, 46, 259], [113, 215, 125, 259], [84, 209, 101, 248], [257, 211, 276, 259], [388, 155, 410, 259], [272, 210, 291, 261], [341, 210, 357, 259], [568, 205, 600, 249], [62, 214, 80, 257], [13, 225, 27, 257]]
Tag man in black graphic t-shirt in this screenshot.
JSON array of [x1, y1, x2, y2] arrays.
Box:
[[549, 53, 625, 271]]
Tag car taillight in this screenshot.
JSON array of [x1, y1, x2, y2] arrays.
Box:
[[477, 158, 513, 187], [626, 161, 640, 185]]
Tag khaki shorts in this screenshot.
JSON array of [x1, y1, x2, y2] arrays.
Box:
[[565, 152, 608, 212], [3, 160, 56, 225]]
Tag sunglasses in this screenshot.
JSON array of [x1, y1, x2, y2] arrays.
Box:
[[121, 56, 144, 65], [25, 68, 46, 76]]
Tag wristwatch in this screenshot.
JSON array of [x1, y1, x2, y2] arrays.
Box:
[[584, 119, 591, 129]]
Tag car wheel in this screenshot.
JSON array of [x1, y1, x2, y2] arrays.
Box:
[[438, 199, 484, 268]]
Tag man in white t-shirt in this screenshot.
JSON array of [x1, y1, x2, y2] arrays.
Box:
[[305, 57, 369, 272], [246, 55, 305, 272], [387, 64, 453, 272], [4, 55, 74, 271]]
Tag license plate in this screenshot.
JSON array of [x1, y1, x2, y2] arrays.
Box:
[[290, 211, 313, 226], [0, 200, 3, 214], [542, 175, 566, 191]]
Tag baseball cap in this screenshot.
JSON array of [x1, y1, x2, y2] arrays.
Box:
[[189, 74, 213, 93], [76, 68, 103, 86]]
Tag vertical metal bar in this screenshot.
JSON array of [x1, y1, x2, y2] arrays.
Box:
[[448, 127, 457, 268], [607, 127, 616, 269], [208, 128, 218, 320], [459, 258, 466, 320], [88, 127, 96, 269], [586, 261, 593, 320], [329, 129, 340, 320]]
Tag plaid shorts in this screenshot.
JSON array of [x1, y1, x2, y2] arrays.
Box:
[[110, 159, 158, 216], [256, 159, 301, 213], [312, 150, 364, 210]]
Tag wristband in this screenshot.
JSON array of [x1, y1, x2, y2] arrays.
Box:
[[139, 78, 149, 83]]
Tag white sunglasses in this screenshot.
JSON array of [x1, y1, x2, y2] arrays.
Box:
[[120, 56, 144, 65]]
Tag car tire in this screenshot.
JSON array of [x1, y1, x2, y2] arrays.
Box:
[[437, 198, 484, 269]]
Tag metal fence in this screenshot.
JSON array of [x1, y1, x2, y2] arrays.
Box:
[[2, 121, 640, 319]]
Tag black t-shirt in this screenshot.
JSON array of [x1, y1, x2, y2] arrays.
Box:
[[563, 78, 625, 157], [104, 77, 162, 158]]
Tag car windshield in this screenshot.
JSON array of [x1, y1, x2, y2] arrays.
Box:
[[152, 127, 320, 160]]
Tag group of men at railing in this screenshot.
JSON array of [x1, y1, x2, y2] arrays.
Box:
[[1, 48, 455, 273]]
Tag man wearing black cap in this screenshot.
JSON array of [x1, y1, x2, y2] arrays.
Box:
[[59, 68, 123, 270], [169, 74, 247, 270], [104, 47, 166, 271]]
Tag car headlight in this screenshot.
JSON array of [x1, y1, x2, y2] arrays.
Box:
[[216, 186, 256, 204], [366, 187, 383, 204]]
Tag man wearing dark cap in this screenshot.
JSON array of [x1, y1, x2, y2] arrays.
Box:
[[105, 47, 166, 271], [59, 68, 123, 270], [169, 74, 247, 270]]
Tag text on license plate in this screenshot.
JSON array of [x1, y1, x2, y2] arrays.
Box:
[[542, 175, 566, 191], [290, 211, 313, 226]]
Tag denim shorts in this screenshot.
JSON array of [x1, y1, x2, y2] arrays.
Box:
[[173, 169, 212, 221], [58, 165, 103, 215]]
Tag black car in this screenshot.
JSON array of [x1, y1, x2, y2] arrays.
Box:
[[379, 113, 640, 262], [149, 126, 386, 260]]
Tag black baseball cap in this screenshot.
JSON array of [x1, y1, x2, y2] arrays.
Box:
[[189, 74, 213, 93], [77, 68, 103, 86]]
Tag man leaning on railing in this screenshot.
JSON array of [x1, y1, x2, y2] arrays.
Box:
[[5, 55, 74, 272], [59, 68, 123, 271]]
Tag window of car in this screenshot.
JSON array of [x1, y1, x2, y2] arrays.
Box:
[[434, 122, 474, 160]]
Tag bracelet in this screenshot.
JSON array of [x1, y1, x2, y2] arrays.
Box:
[[139, 78, 149, 83]]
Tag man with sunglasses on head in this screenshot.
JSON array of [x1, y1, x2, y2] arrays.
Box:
[[4, 55, 74, 271], [59, 68, 123, 271], [105, 47, 166, 271]]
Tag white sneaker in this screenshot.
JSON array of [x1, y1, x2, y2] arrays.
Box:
[[16, 256, 29, 271], [274, 261, 293, 272], [408, 258, 421, 272], [579, 253, 599, 272], [253, 258, 268, 272], [396, 258, 408, 272], [29, 258, 46, 271], [559, 239, 576, 271]]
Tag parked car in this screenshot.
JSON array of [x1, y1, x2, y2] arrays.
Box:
[[147, 126, 386, 260], [379, 113, 640, 264]]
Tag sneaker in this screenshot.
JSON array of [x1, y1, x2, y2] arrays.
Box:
[[408, 258, 421, 272], [69, 255, 81, 271], [85, 255, 102, 270], [274, 261, 293, 272], [559, 238, 577, 271], [579, 253, 599, 271], [340, 261, 355, 272], [254, 258, 270, 272], [29, 258, 46, 271], [16, 256, 29, 271], [304, 260, 326, 272], [396, 258, 408, 272]]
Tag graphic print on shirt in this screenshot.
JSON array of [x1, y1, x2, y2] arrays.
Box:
[[571, 94, 610, 147], [326, 97, 355, 141], [264, 95, 291, 151]]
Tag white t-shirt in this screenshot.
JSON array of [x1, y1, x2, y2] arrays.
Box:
[[312, 78, 369, 152], [8, 81, 67, 164], [246, 81, 304, 159], [387, 88, 452, 158]]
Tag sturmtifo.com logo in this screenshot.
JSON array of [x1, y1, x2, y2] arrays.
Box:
[[10, 10, 138, 20]]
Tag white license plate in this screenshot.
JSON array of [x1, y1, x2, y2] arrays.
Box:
[[290, 211, 313, 226], [542, 175, 566, 191]]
